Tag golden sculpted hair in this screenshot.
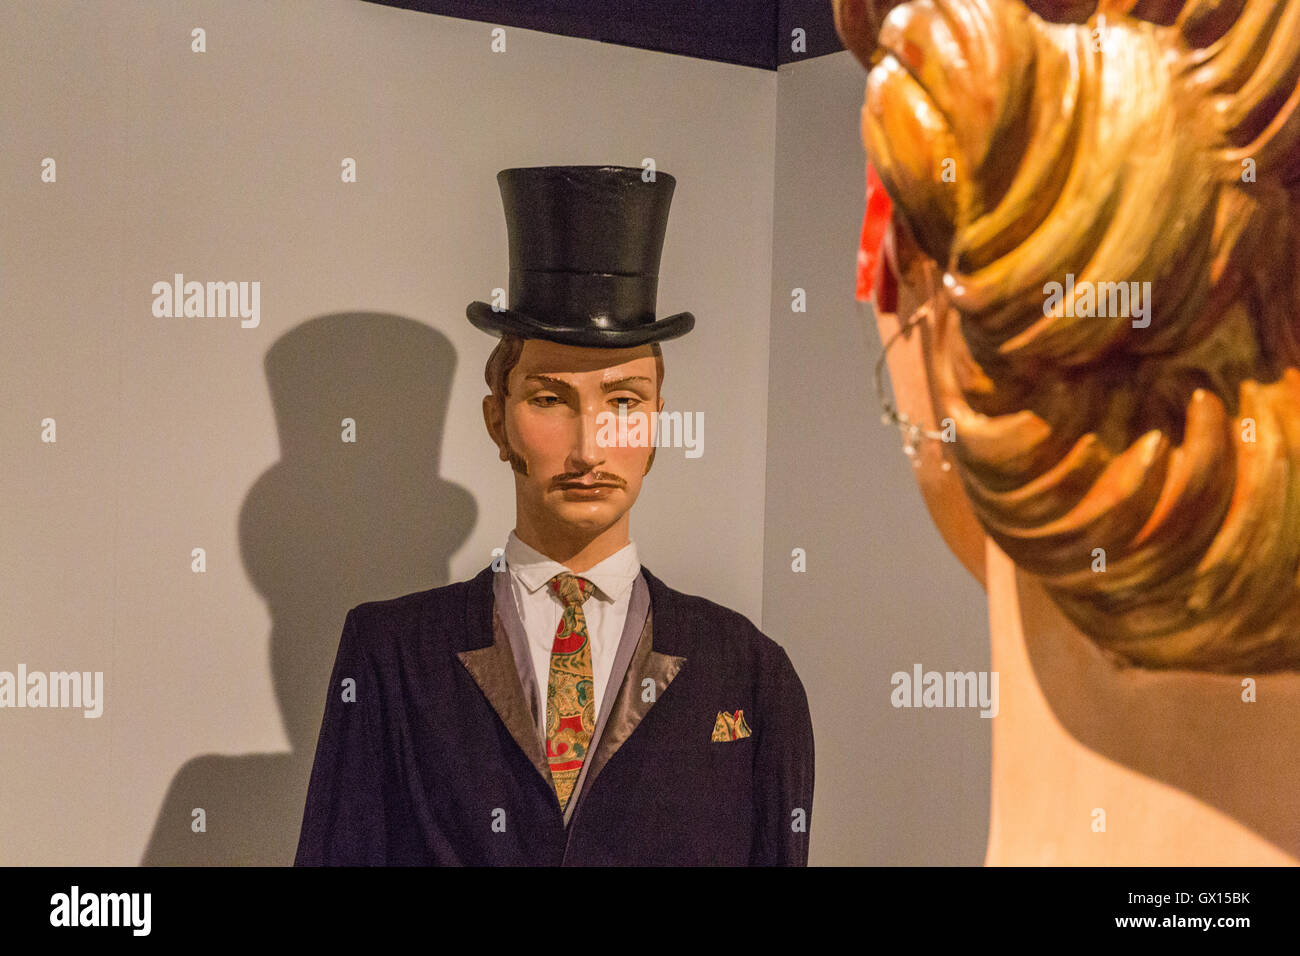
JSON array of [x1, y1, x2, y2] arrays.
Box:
[[843, 0, 1300, 670], [484, 335, 665, 475]]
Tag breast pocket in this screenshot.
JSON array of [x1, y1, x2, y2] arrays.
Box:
[[706, 733, 756, 784]]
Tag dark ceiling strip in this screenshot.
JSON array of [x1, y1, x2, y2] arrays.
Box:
[[361, 0, 845, 70]]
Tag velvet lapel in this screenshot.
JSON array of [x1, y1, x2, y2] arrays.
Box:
[[566, 565, 687, 824], [453, 563, 689, 820], [455, 567, 553, 790]]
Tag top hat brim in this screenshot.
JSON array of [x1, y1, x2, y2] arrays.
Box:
[[466, 302, 694, 348]]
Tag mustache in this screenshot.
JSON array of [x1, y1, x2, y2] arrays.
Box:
[[550, 471, 626, 488]]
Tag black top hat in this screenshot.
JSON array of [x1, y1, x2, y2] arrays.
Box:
[[466, 165, 695, 347]]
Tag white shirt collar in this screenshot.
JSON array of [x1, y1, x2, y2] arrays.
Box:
[[504, 529, 641, 603]]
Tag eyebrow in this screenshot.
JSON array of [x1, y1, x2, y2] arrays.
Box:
[[524, 374, 654, 393]]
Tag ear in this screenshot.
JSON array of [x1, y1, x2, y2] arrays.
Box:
[[482, 394, 509, 462]]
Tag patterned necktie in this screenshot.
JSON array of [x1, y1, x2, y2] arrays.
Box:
[[544, 571, 597, 811]]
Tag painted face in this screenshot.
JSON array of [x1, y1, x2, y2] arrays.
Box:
[[489, 339, 663, 537]]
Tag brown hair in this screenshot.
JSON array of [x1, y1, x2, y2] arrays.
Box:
[[484, 335, 665, 474]]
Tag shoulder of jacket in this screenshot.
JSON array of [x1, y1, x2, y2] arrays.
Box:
[[346, 576, 475, 641], [653, 575, 795, 667]]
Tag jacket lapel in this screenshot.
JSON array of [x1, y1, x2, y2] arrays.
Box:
[[453, 563, 689, 821], [576, 604, 684, 795], [455, 567, 553, 791], [565, 566, 686, 824]]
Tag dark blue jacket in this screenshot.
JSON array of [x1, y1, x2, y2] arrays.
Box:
[[294, 564, 814, 865]]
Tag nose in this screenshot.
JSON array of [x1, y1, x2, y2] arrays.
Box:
[[566, 405, 606, 473]]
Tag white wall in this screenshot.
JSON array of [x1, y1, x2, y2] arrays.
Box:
[[763, 52, 991, 865]]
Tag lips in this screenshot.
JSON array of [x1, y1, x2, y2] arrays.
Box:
[[557, 482, 620, 499]]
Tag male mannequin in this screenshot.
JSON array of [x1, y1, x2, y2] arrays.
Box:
[[294, 165, 814, 865]]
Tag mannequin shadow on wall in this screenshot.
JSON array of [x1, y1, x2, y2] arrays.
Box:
[[141, 312, 476, 865]]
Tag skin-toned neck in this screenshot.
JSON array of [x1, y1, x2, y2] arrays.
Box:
[[512, 511, 631, 573], [984, 537, 1300, 865]]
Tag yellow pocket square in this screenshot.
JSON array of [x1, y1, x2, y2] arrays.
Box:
[[711, 709, 752, 742]]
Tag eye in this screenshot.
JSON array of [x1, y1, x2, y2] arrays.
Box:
[[531, 394, 562, 407], [612, 396, 641, 409]]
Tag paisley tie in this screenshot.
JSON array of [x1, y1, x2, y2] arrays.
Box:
[[544, 572, 597, 811]]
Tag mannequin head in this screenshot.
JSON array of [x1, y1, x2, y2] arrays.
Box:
[[482, 335, 665, 552], [836, 0, 1300, 671]]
